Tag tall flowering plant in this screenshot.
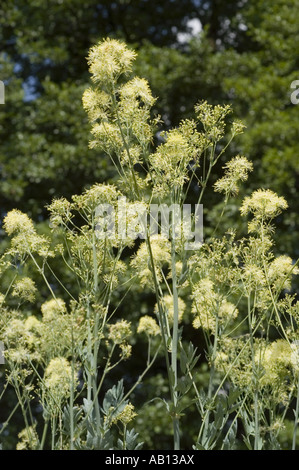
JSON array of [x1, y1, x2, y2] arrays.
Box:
[[0, 39, 298, 450]]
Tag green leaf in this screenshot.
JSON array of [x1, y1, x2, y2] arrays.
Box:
[[175, 376, 192, 396], [62, 405, 82, 435], [102, 380, 125, 415], [125, 428, 143, 450], [223, 420, 238, 450]]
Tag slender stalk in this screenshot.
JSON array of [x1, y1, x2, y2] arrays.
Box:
[[292, 375, 299, 450], [146, 236, 174, 401], [51, 417, 56, 450], [40, 420, 49, 450], [123, 424, 127, 450], [111, 83, 140, 198], [12, 375, 30, 431], [145, 233, 183, 451], [197, 315, 219, 447], [147, 337, 151, 366], [81, 344, 161, 429], [28, 252, 57, 300], [91, 219, 101, 429], [253, 389, 260, 450], [0, 401, 20, 437], [247, 292, 260, 450], [85, 299, 93, 404], [121, 344, 161, 404], [59, 412, 63, 449], [69, 319, 75, 450], [98, 346, 120, 393], [171, 212, 180, 450]]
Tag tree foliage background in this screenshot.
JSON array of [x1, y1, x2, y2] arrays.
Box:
[[0, 0, 298, 449]]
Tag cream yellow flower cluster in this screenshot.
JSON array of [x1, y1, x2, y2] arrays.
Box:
[[72, 183, 119, 211], [108, 320, 132, 345], [215, 337, 299, 404], [154, 294, 186, 326], [89, 121, 123, 153], [120, 77, 155, 108], [16, 425, 39, 451], [87, 38, 136, 85], [44, 357, 73, 400], [268, 255, 299, 291], [192, 278, 238, 332], [41, 298, 67, 321], [256, 339, 299, 390], [130, 235, 171, 288], [240, 189, 288, 225], [107, 402, 137, 427], [149, 129, 190, 194], [3, 209, 54, 257], [3, 209, 34, 236], [116, 403, 137, 425], [195, 101, 232, 141], [3, 317, 40, 363], [119, 77, 156, 148], [137, 315, 160, 336], [47, 197, 72, 228], [214, 156, 253, 197], [12, 277, 37, 303], [82, 88, 112, 122]]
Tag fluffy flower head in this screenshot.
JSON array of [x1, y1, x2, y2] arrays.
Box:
[[41, 298, 67, 321], [87, 38, 136, 84], [137, 315, 160, 336], [3, 210, 34, 236], [12, 278, 37, 303], [108, 320, 132, 344], [240, 189, 288, 220], [44, 357, 72, 397]]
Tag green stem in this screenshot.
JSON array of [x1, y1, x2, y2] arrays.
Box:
[[12, 375, 30, 432], [70, 337, 75, 450], [0, 401, 20, 437], [86, 300, 92, 403], [145, 233, 180, 450], [197, 316, 219, 447], [40, 420, 49, 450], [171, 217, 180, 450], [123, 424, 127, 450], [111, 84, 140, 198], [92, 221, 101, 429], [121, 344, 161, 404], [146, 236, 173, 402], [253, 390, 259, 450], [247, 292, 260, 450], [292, 375, 299, 450], [51, 417, 56, 450], [28, 252, 57, 300]]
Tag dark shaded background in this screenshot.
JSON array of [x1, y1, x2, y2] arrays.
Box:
[[0, 0, 298, 449]]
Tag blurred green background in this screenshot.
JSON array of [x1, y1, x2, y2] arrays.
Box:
[[0, 0, 298, 449]]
